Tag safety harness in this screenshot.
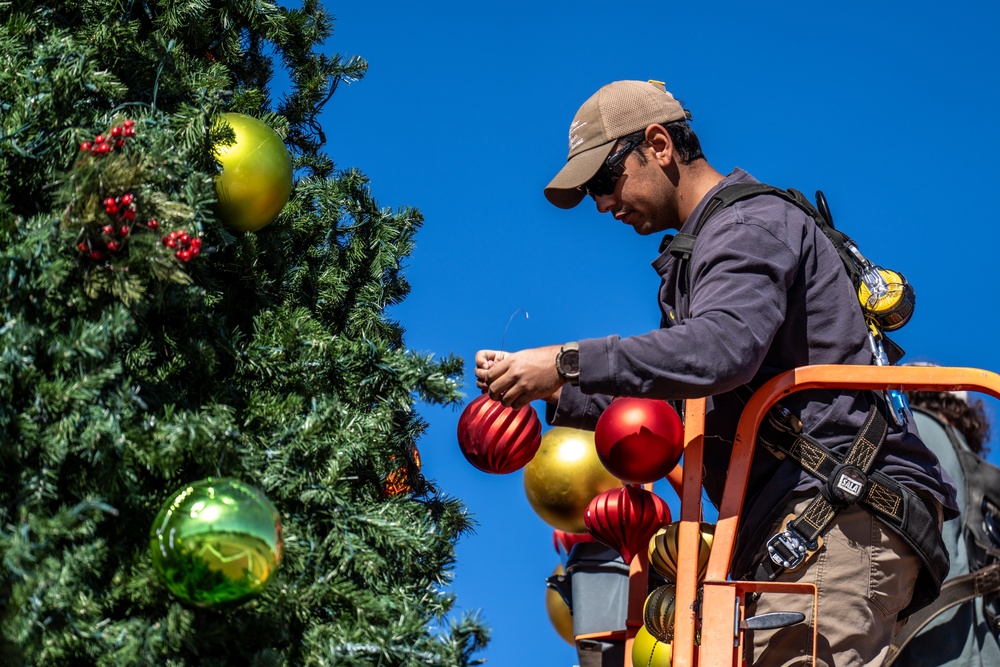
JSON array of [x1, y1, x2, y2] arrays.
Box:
[[667, 183, 948, 618]]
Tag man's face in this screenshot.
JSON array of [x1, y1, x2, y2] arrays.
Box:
[[585, 140, 679, 235]]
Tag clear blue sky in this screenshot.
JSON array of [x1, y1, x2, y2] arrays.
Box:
[[290, 1, 1000, 664]]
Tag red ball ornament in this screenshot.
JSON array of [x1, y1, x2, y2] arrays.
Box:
[[553, 529, 597, 557], [594, 397, 684, 484], [585, 485, 671, 564], [457, 392, 541, 474]]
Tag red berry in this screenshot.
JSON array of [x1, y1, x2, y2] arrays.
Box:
[[123, 209, 135, 221], [121, 193, 133, 205], [107, 241, 120, 252], [94, 135, 105, 144], [168, 231, 180, 240], [179, 233, 190, 244], [77, 242, 88, 253], [102, 224, 114, 235], [95, 143, 110, 154], [103, 197, 116, 207], [190, 237, 202, 249], [119, 226, 130, 237], [165, 238, 176, 248], [115, 139, 125, 148], [111, 126, 122, 137], [80, 141, 92, 151], [124, 127, 135, 137], [90, 250, 103, 261], [123, 119, 135, 128], [190, 245, 200, 256], [147, 219, 159, 229]]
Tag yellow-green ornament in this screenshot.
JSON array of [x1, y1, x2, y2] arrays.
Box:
[[150, 477, 283, 607], [213, 112, 293, 232]]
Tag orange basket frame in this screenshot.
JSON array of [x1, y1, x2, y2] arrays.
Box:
[[583, 364, 1000, 667]]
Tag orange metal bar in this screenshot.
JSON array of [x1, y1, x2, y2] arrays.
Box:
[[666, 460, 686, 499], [694, 364, 1000, 667], [707, 365, 1000, 583], [671, 397, 706, 667], [700, 580, 819, 666], [625, 549, 650, 659]]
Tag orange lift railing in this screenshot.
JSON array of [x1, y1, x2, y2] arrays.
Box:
[[594, 364, 1000, 667]]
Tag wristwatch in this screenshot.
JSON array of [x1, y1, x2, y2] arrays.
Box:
[[556, 342, 580, 386]]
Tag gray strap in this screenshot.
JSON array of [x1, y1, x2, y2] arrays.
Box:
[[885, 562, 1000, 665]]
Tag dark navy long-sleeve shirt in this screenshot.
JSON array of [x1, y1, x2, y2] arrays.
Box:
[[549, 168, 957, 576]]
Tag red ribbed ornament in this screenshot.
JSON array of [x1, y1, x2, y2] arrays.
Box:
[[457, 393, 542, 474], [594, 397, 684, 484], [584, 485, 671, 564]]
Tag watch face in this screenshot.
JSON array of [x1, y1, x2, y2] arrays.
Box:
[[563, 350, 579, 374], [561, 349, 580, 375]]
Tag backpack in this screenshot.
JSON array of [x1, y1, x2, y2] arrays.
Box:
[[666, 183, 914, 364]]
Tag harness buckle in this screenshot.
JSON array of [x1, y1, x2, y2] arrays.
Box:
[[766, 519, 817, 571]]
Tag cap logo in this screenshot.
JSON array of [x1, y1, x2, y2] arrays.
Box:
[[568, 119, 586, 151]]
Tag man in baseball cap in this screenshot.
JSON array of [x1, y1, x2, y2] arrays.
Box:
[[543, 79, 693, 210], [474, 80, 956, 667]]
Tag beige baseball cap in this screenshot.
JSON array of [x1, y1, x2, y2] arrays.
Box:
[[544, 80, 691, 209]]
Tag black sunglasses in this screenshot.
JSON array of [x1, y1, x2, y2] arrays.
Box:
[[579, 138, 643, 198]]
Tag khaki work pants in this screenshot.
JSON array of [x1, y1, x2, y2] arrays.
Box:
[[746, 497, 922, 667]]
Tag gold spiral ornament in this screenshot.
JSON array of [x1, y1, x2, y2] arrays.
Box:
[[648, 521, 715, 583], [643, 584, 677, 643]]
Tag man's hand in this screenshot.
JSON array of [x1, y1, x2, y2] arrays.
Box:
[[475, 345, 565, 409]]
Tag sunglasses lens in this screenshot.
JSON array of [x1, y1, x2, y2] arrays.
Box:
[[584, 168, 615, 197]]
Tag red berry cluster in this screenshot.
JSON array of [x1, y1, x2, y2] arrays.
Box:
[[162, 230, 202, 263], [76, 191, 165, 262], [80, 119, 136, 155]]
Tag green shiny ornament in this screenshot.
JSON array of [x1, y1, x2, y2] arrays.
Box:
[[149, 477, 283, 607], [213, 112, 293, 232]]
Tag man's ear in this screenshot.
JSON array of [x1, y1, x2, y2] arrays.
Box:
[[645, 124, 673, 167]]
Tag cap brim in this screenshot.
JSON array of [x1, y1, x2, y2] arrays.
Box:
[[544, 141, 616, 209]]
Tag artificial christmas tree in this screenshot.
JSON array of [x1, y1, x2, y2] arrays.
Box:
[[0, 1, 487, 665]]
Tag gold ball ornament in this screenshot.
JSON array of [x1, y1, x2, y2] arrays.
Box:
[[632, 625, 673, 667], [643, 584, 677, 643], [213, 112, 293, 232], [523, 427, 620, 533], [648, 521, 715, 583], [149, 477, 283, 607], [545, 564, 575, 645]]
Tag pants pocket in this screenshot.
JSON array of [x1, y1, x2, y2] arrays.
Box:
[[868, 515, 920, 618]]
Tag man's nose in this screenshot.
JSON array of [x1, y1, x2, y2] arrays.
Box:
[[593, 193, 616, 214]]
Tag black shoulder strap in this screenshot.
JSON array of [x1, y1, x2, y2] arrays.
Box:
[[664, 181, 906, 361], [668, 183, 857, 275], [666, 183, 785, 263]]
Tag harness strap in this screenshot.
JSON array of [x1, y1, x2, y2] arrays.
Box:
[[753, 401, 889, 579], [884, 561, 1000, 665], [752, 401, 948, 618]]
